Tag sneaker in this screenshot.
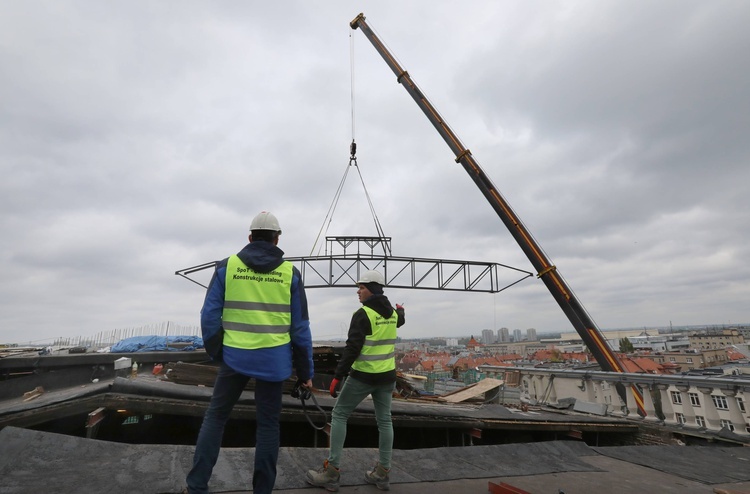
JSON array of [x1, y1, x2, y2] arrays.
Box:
[[364, 462, 390, 490], [306, 459, 340, 492]]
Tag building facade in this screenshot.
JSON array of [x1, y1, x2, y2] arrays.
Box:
[[643, 349, 729, 373], [629, 333, 690, 352], [689, 329, 745, 350], [478, 365, 750, 439]]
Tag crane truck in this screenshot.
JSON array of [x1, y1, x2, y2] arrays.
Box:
[[350, 13, 646, 416]]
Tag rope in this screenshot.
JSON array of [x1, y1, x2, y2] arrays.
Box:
[[301, 393, 328, 431], [291, 382, 328, 431]]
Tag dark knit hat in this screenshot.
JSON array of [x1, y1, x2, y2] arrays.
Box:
[[364, 282, 383, 295]]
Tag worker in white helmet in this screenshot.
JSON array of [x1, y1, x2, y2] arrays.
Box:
[[186, 211, 314, 494], [306, 269, 405, 492]]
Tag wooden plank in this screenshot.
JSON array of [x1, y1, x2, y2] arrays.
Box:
[[440, 378, 504, 403], [22, 386, 45, 402]]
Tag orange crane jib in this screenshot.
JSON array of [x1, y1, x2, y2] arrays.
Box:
[[351, 13, 647, 417]]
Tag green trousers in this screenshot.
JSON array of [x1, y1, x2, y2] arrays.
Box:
[[328, 376, 395, 469]]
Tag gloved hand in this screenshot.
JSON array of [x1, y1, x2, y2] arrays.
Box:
[[291, 378, 312, 400], [396, 303, 404, 310], [329, 377, 341, 398]]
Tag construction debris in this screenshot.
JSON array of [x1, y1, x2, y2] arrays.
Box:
[[439, 378, 504, 404], [22, 386, 45, 402]]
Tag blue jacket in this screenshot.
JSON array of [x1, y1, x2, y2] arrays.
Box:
[[201, 240, 314, 382]]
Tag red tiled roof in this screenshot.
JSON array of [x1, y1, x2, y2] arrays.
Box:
[[727, 348, 746, 361], [620, 356, 664, 374], [528, 350, 589, 363], [417, 360, 436, 371]]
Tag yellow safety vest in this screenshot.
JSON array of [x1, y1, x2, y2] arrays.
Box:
[[222, 255, 293, 350], [351, 306, 397, 374]]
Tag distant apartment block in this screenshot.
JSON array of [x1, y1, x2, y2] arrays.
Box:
[[526, 328, 537, 342], [483, 341, 546, 356], [629, 333, 690, 352], [547, 329, 660, 353], [498, 327, 510, 342], [643, 349, 729, 373], [481, 329, 496, 345], [689, 329, 744, 350]]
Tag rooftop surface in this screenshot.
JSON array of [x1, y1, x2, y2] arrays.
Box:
[[2, 426, 750, 494], [2, 353, 749, 493]]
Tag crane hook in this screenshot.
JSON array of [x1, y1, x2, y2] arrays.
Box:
[[349, 140, 357, 166]]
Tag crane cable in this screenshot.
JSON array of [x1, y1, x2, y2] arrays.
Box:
[[350, 26, 356, 149], [310, 160, 353, 256], [310, 28, 389, 256]]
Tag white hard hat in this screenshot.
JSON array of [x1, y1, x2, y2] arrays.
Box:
[[250, 211, 282, 233], [357, 270, 385, 285]]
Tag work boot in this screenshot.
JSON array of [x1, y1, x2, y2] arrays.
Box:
[[364, 462, 390, 490], [306, 459, 340, 492]]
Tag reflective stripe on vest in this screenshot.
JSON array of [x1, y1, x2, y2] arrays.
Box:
[[351, 305, 397, 374], [222, 255, 293, 350]]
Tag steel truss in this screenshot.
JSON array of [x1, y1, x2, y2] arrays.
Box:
[[175, 236, 533, 293]]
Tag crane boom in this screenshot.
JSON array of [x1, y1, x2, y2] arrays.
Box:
[[350, 13, 645, 415]]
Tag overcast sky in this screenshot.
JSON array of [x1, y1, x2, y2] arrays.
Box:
[[2, 1, 749, 345]]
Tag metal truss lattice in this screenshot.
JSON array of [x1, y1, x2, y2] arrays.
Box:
[[175, 236, 533, 293]]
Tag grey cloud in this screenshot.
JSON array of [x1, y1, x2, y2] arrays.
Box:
[[1, 1, 748, 344]]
